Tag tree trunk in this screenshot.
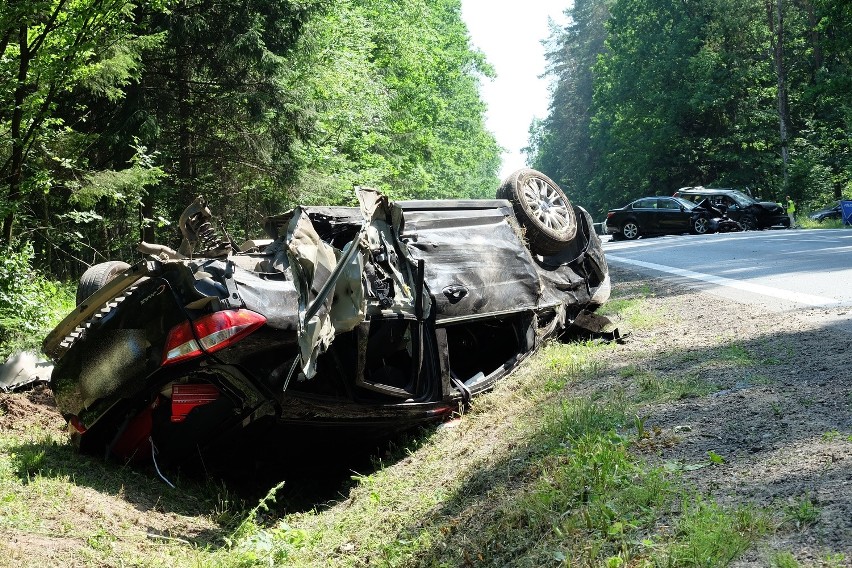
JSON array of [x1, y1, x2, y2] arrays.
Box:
[[176, 18, 193, 206], [2, 24, 31, 244], [768, 0, 791, 190]]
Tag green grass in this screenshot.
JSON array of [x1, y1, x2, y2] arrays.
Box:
[[211, 337, 771, 567], [0, 276, 784, 566], [797, 217, 847, 230], [621, 364, 719, 403], [598, 297, 664, 330], [783, 494, 820, 529], [659, 498, 773, 566], [771, 551, 801, 568]]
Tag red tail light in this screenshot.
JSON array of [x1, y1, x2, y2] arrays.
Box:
[[606, 212, 615, 219], [162, 309, 266, 365]]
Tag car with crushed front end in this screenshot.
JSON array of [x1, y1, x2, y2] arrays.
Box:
[[673, 187, 788, 230], [604, 196, 714, 240], [42, 169, 611, 474]]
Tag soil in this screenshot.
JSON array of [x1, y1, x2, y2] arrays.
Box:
[[596, 266, 852, 567], [1, 265, 850, 566]]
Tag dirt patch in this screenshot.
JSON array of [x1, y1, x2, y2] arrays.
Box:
[[599, 266, 852, 566], [0, 384, 65, 433], [0, 532, 86, 568]]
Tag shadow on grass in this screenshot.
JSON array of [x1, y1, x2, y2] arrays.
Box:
[[6, 417, 429, 529], [373, 310, 852, 565]]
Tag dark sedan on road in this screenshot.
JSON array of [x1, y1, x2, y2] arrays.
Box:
[[809, 203, 842, 222], [605, 196, 710, 240]]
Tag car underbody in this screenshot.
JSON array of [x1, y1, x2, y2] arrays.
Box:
[[31, 173, 611, 474]]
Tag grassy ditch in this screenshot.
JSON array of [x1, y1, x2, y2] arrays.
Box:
[[0, 283, 781, 567]]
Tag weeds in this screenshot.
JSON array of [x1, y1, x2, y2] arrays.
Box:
[[540, 340, 605, 391], [597, 296, 663, 329], [630, 369, 717, 403], [0, 243, 75, 358], [784, 494, 820, 529], [658, 498, 773, 566], [771, 551, 800, 568], [719, 344, 754, 364]]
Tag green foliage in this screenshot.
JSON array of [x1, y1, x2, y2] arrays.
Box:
[[0, 0, 163, 243], [218, 481, 313, 566], [0, 243, 75, 357], [784, 494, 820, 529], [1, 0, 501, 276], [286, 0, 500, 204], [530, 0, 852, 217]]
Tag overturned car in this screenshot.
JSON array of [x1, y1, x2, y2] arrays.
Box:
[[43, 169, 611, 470]]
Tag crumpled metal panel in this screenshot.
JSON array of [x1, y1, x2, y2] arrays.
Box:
[[285, 208, 347, 379], [533, 206, 610, 309], [282, 188, 431, 378], [402, 207, 541, 320], [231, 266, 300, 331], [0, 351, 53, 393]]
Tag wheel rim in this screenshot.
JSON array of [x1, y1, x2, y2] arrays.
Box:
[[695, 218, 708, 234], [623, 223, 638, 239], [520, 176, 573, 234]]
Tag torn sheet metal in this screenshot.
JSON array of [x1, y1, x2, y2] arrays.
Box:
[[287, 209, 366, 378], [401, 203, 542, 321], [0, 351, 54, 392]]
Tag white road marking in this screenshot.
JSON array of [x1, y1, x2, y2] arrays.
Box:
[[607, 255, 837, 307]]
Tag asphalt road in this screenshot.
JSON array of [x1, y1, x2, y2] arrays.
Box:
[[602, 228, 852, 314]]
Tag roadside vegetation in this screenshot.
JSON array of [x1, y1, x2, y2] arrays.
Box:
[[0, 0, 500, 279], [795, 217, 846, 230], [529, 0, 852, 217], [5, 275, 833, 567], [0, 245, 74, 359]]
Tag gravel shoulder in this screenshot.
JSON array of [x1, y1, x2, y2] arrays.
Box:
[[599, 265, 852, 566]]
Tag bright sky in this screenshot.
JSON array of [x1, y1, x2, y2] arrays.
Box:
[[461, 1, 571, 179]]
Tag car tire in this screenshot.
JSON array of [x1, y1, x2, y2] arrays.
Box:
[[740, 214, 757, 231], [497, 168, 577, 256], [621, 221, 639, 240], [76, 261, 131, 305], [692, 216, 709, 235]]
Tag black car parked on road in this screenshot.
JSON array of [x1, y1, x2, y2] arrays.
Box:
[[605, 196, 711, 240], [809, 203, 842, 222], [673, 187, 788, 230]]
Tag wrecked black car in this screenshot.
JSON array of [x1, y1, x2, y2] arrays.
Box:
[[809, 203, 842, 222], [694, 198, 743, 233], [41, 169, 611, 471], [673, 187, 788, 230]]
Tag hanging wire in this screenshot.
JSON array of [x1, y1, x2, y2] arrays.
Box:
[[149, 436, 175, 489]]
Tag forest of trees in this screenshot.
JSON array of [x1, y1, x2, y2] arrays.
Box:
[[0, 0, 500, 277], [529, 0, 852, 218], [4, 0, 852, 281]]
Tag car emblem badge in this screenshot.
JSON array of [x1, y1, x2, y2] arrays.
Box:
[[442, 285, 468, 304]]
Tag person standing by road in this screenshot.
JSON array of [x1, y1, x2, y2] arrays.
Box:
[[786, 195, 797, 228]]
